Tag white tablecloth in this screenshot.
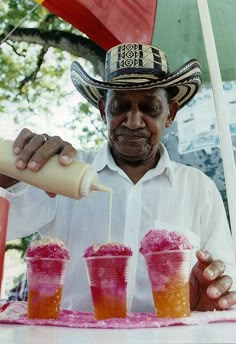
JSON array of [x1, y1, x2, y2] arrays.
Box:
[[0, 322, 236, 344]]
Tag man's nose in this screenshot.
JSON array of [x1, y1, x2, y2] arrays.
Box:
[[123, 106, 145, 129]]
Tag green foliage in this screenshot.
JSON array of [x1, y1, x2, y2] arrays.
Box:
[[0, 0, 106, 149], [5, 234, 35, 258]]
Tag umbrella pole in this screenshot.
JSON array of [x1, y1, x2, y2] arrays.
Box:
[[196, 0, 236, 252]]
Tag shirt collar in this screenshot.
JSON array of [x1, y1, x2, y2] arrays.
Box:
[[92, 142, 174, 186], [92, 143, 118, 172], [150, 143, 174, 186]]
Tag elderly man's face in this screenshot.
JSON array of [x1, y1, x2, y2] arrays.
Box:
[[98, 88, 178, 165]]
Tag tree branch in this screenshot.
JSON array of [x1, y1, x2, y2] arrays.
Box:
[[2, 26, 106, 77], [5, 41, 25, 56], [19, 45, 49, 91]]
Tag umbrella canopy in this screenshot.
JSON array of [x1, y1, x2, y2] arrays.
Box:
[[34, 0, 236, 82], [152, 0, 236, 82], [34, 0, 156, 50]]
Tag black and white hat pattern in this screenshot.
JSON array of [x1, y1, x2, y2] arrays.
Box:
[[71, 43, 202, 109]]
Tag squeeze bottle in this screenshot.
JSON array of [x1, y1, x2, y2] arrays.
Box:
[[0, 140, 111, 199]]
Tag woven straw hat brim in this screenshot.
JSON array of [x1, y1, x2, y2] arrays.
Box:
[[70, 59, 202, 109]]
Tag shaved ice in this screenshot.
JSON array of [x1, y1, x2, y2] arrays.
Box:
[[83, 242, 132, 257], [139, 229, 193, 254], [26, 236, 70, 260]]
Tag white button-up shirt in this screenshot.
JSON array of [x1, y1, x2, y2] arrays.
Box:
[[6, 143, 236, 312]]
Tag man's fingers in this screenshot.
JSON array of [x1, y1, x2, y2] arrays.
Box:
[[203, 259, 225, 281], [13, 128, 35, 154], [218, 291, 236, 309], [25, 136, 64, 170], [207, 275, 233, 299], [191, 250, 236, 311], [59, 143, 77, 165], [195, 250, 226, 281], [13, 130, 77, 170], [191, 250, 214, 284], [196, 250, 213, 265], [15, 134, 52, 170]]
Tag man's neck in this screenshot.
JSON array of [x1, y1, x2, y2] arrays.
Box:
[[112, 151, 161, 184]]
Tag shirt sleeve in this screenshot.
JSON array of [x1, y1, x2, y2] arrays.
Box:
[[200, 176, 236, 288], [5, 182, 56, 241]]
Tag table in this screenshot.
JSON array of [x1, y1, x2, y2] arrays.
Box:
[[0, 322, 236, 344]]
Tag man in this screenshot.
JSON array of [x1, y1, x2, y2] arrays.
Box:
[[1, 43, 236, 312]]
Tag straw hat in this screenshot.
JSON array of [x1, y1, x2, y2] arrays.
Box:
[[71, 43, 202, 109]]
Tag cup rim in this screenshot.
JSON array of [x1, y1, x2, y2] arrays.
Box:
[[142, 249, 193, 256], [25, 257, 70, 262], [83, 255, 132, 260]]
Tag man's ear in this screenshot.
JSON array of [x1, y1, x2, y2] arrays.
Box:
[[98, 98, 107, 123], [165, 101, 179, 128]]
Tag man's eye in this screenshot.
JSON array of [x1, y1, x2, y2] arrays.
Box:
[[112, 104, 128, 112], [140, 105, 160, 114]]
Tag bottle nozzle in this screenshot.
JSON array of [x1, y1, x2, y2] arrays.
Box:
[[91, 183, 112, 193], [80, 168, 111, 197]]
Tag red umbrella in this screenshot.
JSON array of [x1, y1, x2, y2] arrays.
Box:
[[34, 0, 157, 50], [33, 0, 235, 81]]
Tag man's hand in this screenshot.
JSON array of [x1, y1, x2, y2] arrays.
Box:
[[190, 250, 236, 311], [13, 128, 77, 170], [13, 128, 77, 197]]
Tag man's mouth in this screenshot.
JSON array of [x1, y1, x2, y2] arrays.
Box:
[[116, 130, 150, 140], [125, 136, 146, 140], [117, 134, 148, 143]]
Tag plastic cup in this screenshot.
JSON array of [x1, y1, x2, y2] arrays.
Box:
[[84, 256, 130, 320], [143, 250, 192, 318], [26, 257, 68, 319]]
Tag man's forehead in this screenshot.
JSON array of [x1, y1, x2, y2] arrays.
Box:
[[108, 88, 167, 98]]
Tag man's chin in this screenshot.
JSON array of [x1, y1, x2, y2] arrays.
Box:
[[114, 149, 148, 164], [110, 141, 152, 162]]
